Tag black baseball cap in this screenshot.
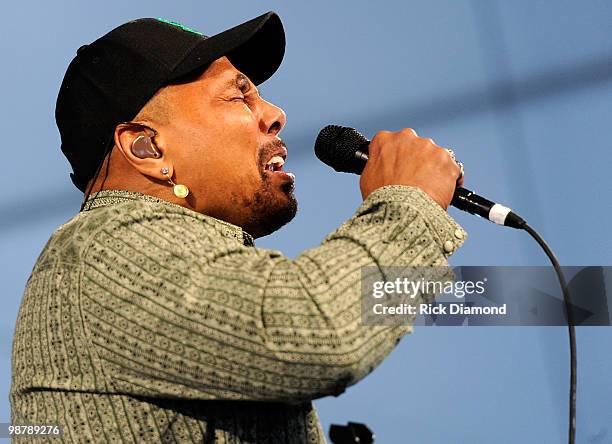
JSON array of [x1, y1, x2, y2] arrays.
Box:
[[56, 11, 285, 192]]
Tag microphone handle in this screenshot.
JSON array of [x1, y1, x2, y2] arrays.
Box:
[[451, 188, 525, 229], [354, 149, 525, 229]]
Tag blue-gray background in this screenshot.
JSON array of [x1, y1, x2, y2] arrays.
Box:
[[1, 1, 611, 442]]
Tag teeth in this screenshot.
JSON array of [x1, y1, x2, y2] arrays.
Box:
[[266, 155, 285, 167]]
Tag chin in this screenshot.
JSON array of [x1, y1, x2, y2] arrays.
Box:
[[237, 171, 298, 238], [246, 191, 298, 239]]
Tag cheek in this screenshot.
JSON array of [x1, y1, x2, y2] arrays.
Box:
[[215, 113, 261, 159], [180, 141, 261, 197], [204, 118, 263, 180], [168, 104, 263, 189]]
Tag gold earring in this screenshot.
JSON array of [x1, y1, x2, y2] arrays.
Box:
[[161, 167, 189, 198]]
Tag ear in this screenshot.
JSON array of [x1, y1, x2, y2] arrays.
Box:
[[114, 123, 172, 181]]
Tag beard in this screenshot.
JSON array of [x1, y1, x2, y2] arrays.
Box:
[[242, 175, 297, 238], [239, 141, 298, 238]]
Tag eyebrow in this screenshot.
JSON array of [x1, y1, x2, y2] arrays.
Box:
[[226, 73, 259, 95]]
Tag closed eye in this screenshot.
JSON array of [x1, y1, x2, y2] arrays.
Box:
[[232, 92, 257, 104]]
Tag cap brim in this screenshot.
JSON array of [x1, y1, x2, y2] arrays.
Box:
[[169, 11, 285, 85]]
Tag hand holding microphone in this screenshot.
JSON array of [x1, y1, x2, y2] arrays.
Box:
[[359, 128, 463, 209], [315, 125, 525, 229]]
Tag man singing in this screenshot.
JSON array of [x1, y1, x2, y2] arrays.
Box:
[[11, 11, 466, 443]]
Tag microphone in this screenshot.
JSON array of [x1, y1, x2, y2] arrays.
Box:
[[314, 125, 526, 229]]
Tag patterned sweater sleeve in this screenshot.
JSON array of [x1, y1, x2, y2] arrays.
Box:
[[80, 185, 466, 403]]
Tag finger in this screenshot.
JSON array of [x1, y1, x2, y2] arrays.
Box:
[[456, 161, 465, 187], [398, 128, 418, 138]]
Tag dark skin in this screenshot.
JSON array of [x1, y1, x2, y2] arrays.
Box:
[[87, 57, 296, 238], [87, 57, 463, 238]]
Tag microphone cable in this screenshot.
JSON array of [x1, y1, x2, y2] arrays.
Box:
[[522, 222, 576, 444]]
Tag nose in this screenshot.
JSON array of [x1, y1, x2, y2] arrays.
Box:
[[260, 99, 286, 136]]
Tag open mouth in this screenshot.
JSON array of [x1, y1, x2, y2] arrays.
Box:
[[264, 155, 285, 172], [260, 145, 295, 183]]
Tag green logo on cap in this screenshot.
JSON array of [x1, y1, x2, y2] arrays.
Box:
[[156, 18, 203, 36]]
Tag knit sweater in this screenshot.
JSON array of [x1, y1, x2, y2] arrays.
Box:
[[11, 186, 466, 443]]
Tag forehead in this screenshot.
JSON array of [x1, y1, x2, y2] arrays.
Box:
[[152, 56, 255, 109], [191, 56, 253, 89]]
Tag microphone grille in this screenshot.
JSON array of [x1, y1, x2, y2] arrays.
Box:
[[314, 125, 369, 174]]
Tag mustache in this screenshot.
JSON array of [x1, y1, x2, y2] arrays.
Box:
[[257, 139, 287, 168]]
